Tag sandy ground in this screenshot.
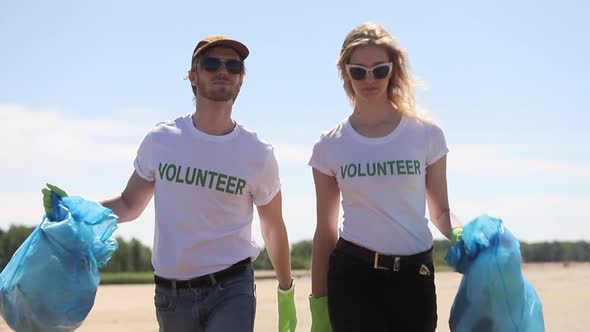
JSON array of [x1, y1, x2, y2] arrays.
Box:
[[1, 263, 588, 331]]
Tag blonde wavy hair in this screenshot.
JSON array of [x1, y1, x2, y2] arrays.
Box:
[[338, 22, 420, 119]]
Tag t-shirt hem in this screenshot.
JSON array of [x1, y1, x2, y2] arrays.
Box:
[[427, 148, 449, 166], [133, 160, 154, 181], [308, 162, 333, 177], [254, 184, 281, 206]]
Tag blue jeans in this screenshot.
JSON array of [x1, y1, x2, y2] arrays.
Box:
[[154, 264, 256, 332]]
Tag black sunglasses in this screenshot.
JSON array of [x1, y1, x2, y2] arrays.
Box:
[[345, 62, 393, 80], [199, 57, 244, 74]]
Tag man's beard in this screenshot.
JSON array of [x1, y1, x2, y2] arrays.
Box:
[[197, 80, 241, 102]]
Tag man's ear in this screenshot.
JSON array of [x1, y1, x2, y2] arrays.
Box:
[[188, 70, 198, 86]]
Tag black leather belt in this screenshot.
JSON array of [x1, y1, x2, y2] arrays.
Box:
[[154, 258, 251, 289], [335, 238, 433, 271]]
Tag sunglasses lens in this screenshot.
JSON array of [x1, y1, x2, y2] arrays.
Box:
[[373, 65, 391, 79], [201, 57, 222, 72], [348, 67, 367, 80], [225, 60, 244, 74]]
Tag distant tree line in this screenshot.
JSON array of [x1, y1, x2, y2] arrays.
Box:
[[1, 225, 589, 273], [253, 240, 313, 270], [255, 239, 590, 270], [0, 225, 152, 272], [520, 241, 590, 262]]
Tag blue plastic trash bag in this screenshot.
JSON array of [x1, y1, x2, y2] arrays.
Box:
[[445, 214, 544, 332], [0, 195, 118, 332]]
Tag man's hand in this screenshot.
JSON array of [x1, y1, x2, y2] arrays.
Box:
[[451, 227, 463, 244], [277, 279, 297, 332], [41, 183, 68, 215], [310, 295, 332, 332]]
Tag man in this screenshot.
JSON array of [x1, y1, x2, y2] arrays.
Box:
[[43, 35, 297, 332]]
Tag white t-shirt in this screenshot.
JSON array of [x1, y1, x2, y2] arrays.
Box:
[[134, 113, 280, 279], [308, 115, 448, 255]]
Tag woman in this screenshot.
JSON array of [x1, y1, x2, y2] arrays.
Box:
[[308, 22, 462, 332]]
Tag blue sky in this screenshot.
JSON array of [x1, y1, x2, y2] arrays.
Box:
[[1, 0, 588, 247]]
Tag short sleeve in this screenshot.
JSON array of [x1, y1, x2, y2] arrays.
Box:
[[426, 123, 449, 166], [133, 130, 156, 181], [253, 148, 281, 206], [308, 138, 335, 176]]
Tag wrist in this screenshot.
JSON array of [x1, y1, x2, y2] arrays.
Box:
[[310, 293, 327, 299], [278, 278, 294, 293], [451, 227, 463, 243]]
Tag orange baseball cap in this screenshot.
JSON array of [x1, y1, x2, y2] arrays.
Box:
[[192, 35, 249, 63]]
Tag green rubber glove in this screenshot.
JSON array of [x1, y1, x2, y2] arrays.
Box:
[[277, 279, 297, 332], [451, 227, 463, 244], [41, 183, 68, 214], [310, 295, 332, 332]]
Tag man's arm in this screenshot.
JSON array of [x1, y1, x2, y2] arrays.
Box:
[[257, 191, 293, 290], [426, 156, 462, 239], [101, 171, 155, 223]]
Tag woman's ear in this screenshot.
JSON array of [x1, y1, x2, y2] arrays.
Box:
[[341, 66, 351, 82]]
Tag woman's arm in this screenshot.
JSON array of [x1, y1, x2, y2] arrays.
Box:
[[311, 169, 341, 297], [426, 156, 462, 239]]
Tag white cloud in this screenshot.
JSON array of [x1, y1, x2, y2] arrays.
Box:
[[449, 144, 589, 178], [274, 143, 311, 165], [444, 193, 590, 242], [1, 105, 587, 245], [0, 103, 317, 247], [454, 194, 588, 219], [445, 144, 589, 241], [0, 104, 160, 245], [0, 192, 45, 226], [0, 105, 156, 170]]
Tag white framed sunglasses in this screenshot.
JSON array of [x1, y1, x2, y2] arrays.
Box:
[[345, 62, 393, 80]]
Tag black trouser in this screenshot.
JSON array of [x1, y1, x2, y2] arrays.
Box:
[[327, 239, 437, 332]]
